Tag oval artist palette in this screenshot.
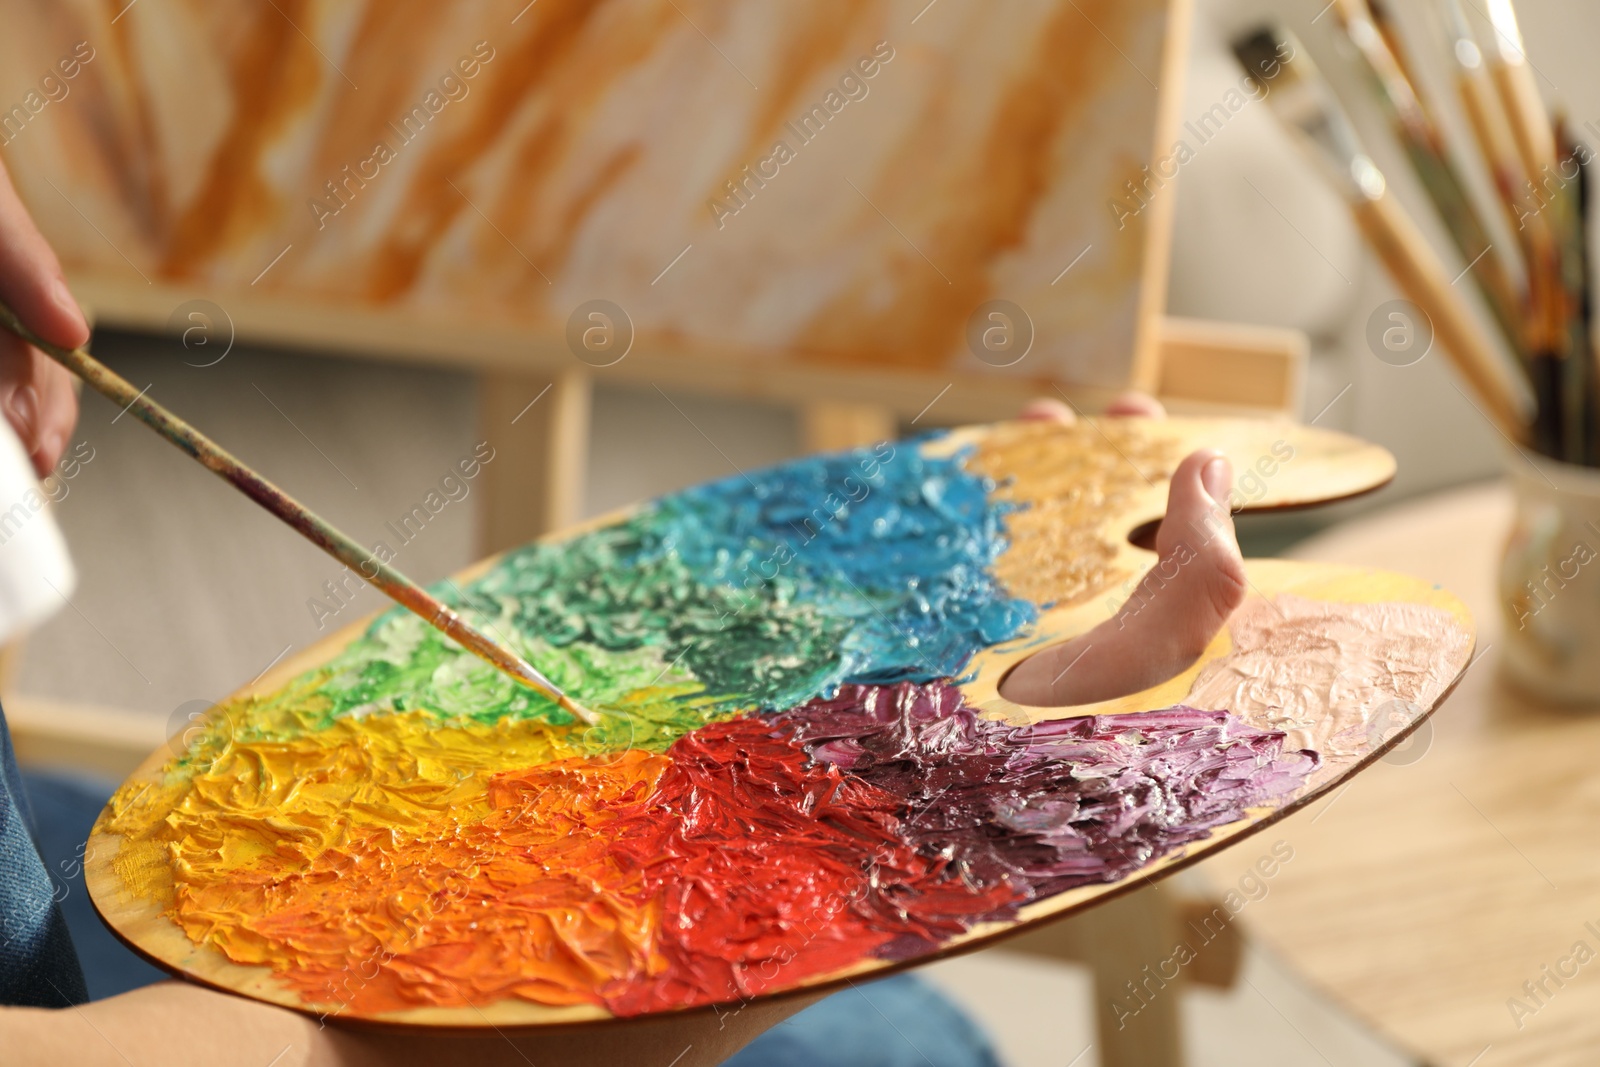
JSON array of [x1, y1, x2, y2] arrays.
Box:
[[87, 417, 1473, 1029]]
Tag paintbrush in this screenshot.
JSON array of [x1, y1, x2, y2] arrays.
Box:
[[1482, 0, 1556, 185], [0, 300, 599, 725], [1435, 0, 1534, 241], [1433, 0, 1565, 450], [1553, 119, 1595, 464], [1362, 0, 1425, 107], [1473, 0, 1570, 456], [1578, 135, 1600, 466], [1233, 27, 1530, 443], [1332, 0, 1527, 363]]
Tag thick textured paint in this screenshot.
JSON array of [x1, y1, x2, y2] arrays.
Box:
[[109, 685, 1315, 1016], [965, 419, 1177, 607], [658, 440, 1035, 685], [778, 682, 1318, 920], [120, 715, 1021, 1016], [324, 442, 1035, 725], [107, 704, 589, 903], [1185, 594, 1473, 759], [99, 429, 1375, 1020]]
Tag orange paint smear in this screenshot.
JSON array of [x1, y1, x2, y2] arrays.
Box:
[[176, 749, 673, 1012]]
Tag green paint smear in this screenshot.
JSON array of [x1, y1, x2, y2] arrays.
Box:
[[469, 523, 857, 708]]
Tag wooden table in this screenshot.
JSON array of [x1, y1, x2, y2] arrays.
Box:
[[1195, 482, 1600, 1067]]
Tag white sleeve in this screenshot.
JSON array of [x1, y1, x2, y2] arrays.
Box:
[[0, 420, 74, 645]]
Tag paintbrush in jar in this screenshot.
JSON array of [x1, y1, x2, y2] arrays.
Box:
[[0, 300, 600, 725], [1482, 0, 1556, 185], [1477, 0, 1570, 457], [1331, 0, 1527, 366], [1432, 0, 1566, 453], [1551, 119, 1596, 464], [1434, 0, 1535, 244], [1233, 27, 1531, 444]]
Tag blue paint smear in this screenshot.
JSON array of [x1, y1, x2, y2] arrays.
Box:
[[655, 439, 1037, 689]]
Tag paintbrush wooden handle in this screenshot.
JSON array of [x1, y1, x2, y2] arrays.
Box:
[[0, 300, 595, 722], [1491, 60, 1556, 183], [1334, 1, 1527, 363], [1350, 190, 1530, 442], [1457, 69, 1529, 231]]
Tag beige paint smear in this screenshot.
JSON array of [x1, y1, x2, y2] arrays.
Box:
[[1185, 594, 1473, 759]]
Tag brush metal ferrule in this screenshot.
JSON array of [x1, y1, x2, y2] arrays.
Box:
[[1437, 0, 1486, 70]]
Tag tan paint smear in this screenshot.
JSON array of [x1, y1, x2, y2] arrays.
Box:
[[1186, 594, 1474, 759]]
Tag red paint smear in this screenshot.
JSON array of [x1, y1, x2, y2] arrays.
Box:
[[600, 716, 1020, 1015]]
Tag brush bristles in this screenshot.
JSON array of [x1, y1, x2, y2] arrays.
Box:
[[1231, 28, 1293, 96], [558, 693, 603, 726]]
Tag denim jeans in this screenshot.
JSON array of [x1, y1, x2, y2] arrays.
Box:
[[725, 976, 1003, 1067], [1, 704, 1002, 1065], [0, 703, 88, 1007]]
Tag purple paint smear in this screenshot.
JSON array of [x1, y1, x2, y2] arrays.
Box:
[[773, 682, 1318, 956]]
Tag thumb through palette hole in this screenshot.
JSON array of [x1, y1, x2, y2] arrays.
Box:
[[994, 630, 1213, 712]]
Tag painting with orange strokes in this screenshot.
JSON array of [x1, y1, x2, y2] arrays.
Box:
[[0, 0, 1186, 388], [88, 419, 1476, 1027]]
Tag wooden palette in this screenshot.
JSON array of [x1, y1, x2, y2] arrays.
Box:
[[87, 417, 1472, 1031]]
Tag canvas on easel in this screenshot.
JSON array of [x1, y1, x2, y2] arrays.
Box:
[[0, 0, 1194, 394]]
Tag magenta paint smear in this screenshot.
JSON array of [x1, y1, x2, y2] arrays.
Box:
[[776, 681, 1319, 957]]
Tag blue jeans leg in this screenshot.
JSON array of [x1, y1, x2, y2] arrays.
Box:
[[0, 699, 89, 1008], [726, 974, 1003, 1067], [17, 767, 166, 1001]]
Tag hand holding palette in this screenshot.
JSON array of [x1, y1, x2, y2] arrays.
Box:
[[87, 418, 1473, 1029]]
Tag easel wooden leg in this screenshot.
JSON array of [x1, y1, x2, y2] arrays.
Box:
[[477, 368, 592, 556], [799, 401, 898, 452], [1001, 882, 1204, 1067], [1077, 885, 1185, 1067]]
